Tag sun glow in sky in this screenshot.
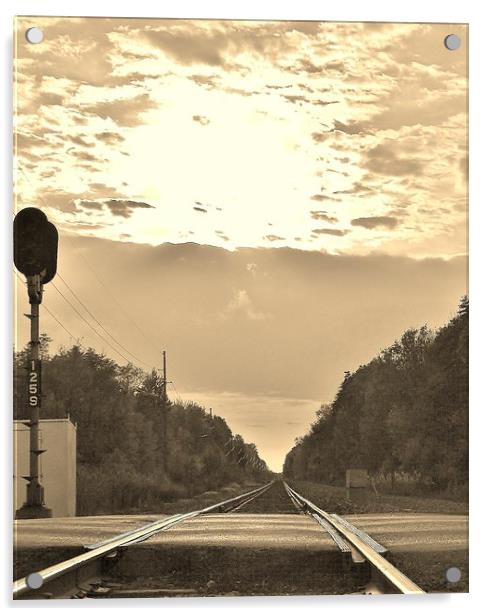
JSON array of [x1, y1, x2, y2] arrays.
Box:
[[15, 18, 467, 257], [14, 18, 468, 470]]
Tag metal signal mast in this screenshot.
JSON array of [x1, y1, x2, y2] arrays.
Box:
[[14, 207, 58, 519]]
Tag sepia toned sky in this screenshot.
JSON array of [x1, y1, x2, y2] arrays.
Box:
[[14, 18, 468, 470]]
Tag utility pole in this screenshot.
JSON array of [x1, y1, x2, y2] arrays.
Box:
[[162, 350, 168, 473], [162, 350, 167, 403]]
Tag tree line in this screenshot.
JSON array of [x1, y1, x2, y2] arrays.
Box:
[[283, 297, 468, 498], [14, 342, 271, 514]]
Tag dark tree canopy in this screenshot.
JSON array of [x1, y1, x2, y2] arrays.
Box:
[[14, 344, 271, 514], [283, 297, 468, 497]]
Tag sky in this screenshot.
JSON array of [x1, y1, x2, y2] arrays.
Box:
[[14, 18, 467, 471]]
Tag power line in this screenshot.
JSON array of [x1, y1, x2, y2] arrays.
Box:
[[17, 269, 143, 367], [169, 381, 182, 401], [50, 281, 137, 366], [55, 272, 153, 369], [43, 304, 77, 340], [15, 271, 76, 341], [69, 247, 163, 356]]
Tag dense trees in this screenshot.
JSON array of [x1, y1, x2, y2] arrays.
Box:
[[14, 344, 270, 514], [283, 297, 468, 498]]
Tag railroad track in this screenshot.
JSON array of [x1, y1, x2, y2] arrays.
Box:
[[13, 480, 424, 599], [282, 482, 424, 595], [13, 482, 274, 599]]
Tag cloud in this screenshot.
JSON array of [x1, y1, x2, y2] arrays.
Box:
[[38, 92, 65, 106], [310, 211, 339, 223], [95, 131, 124, 145], [263, 234, 285, 242], [188, 74, 219, 88], [70, 150, 101, 163], [282, 94, 308, 104], [368, 94, 466, 132], [295, 59, 324, 74], [311, 228, 349, 237], [89, 182, 116, 192], [313, 118, 367, 140], [364, 142, 423, 176], [192, 114, 210, 125], [284, 21, 323, 36], [311, 131, 329, 143], [14, 18, 467, 261], [76, 200, 103, 211], [120, 50, 157, 61], [311, 99, 340, 107], [223, 86, 260, 97], [143, 27, 227, 66], [215, 230, 230, 241], [34, 190, 82, 213], [246, 262, 258, 276], [223, 289, 270, 321], [14, 18, 148, 88], [78, 198, 155, 218], [69, 134, 94, 148], [330, 119, 367, 135], [143, 21, 317, 68], [265, 84, 293, 91], [15, 132, 49, 152], [105, 199, 155, 217], [193, 206, 207, 213], [81, 94, 157, 127], [351, 216, 399, 229], [64, 222, 107, 231], [333, 181, 373, 197]]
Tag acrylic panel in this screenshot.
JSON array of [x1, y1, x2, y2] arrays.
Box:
[[13, 17, 468, 599]]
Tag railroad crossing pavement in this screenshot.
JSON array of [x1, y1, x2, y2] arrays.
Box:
[[346, 513, 468, 553], [14, 512, 468, 553], [14, 512, 468, 593]]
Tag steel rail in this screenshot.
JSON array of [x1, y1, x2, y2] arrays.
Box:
[[282, 482, 425, 595], [224, 491, 267, 513], [13, 481, 274, 599]]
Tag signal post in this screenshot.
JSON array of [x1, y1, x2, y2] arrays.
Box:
[[14, 208, 58, 519]]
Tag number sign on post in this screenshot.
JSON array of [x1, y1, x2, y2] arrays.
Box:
[[28, 359, 41, 407]]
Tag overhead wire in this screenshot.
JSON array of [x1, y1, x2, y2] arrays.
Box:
[[50, 280, 136, 366], [14, 271, 76, 341], [42, 304, 77, 340], [66, 246, 163, 356], [18, 269, 142, 367], [55, 272, 153, 369]]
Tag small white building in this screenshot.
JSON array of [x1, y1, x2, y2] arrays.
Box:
[[13, 418, 77, 517]]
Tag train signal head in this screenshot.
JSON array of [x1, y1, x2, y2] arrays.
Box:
[[14, 208, 58, 282], [39, 221, 58, 284]]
